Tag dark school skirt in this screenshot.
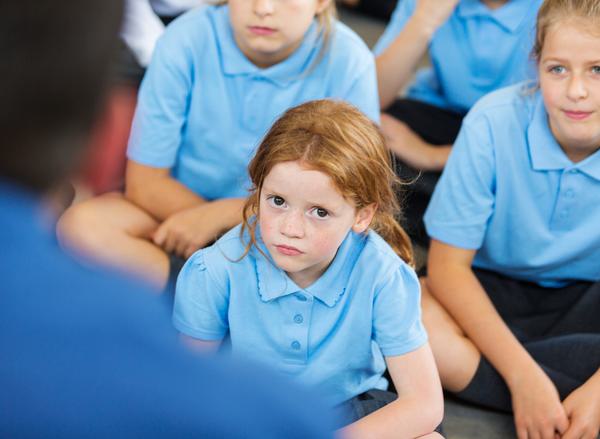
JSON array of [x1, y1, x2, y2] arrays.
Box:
[[454, 268, 600, 412]]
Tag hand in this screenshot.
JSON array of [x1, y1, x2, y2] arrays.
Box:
[[153, 199, 243, 258], [412, 0, 459, 34], [561, 378, 600, 439], [509, 366, 569, 439], [380, 113, 449, 171]]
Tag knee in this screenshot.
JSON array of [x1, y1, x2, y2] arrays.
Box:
[[420, 279, 448, 334], [56, 197, 113, 251]]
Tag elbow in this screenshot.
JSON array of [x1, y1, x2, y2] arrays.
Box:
[[416, 392, 444, 435], [417, 382, 445, 433], [124, 162, 157, 208], [124, 177, 145, 207], [429, 391, 445, 431]]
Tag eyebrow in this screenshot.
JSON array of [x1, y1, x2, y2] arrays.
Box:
[[541, 57, 600, 64]]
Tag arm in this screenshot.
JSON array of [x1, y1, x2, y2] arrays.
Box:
[[340, 344, 443, 439], [125, 159, 205, 221], [380, 114, 451, 171], [562, 369, 600, 439], [427, 240, 569, 439], [180, 334, 222, 354], [126, 160, 244, 256], [375, 0, 459, 108]]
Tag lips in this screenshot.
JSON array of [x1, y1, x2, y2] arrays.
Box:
[[275, 244, 303, 256], [248, 26, 276, 36], [563, 110, 593, 120]]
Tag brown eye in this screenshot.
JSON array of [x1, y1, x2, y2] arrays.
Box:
[[310, 207, 329, 219], [267, 195, 286, 208]]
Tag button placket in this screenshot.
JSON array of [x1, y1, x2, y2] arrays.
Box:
[[550, 169, 579, 230], [286, 294, 312, 362]]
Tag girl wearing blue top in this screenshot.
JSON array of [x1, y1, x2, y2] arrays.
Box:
[[58, 0, 379, 289], [174, 100, 443, 438], [422, 1, 600, 438], [374, 0, 542, 244]]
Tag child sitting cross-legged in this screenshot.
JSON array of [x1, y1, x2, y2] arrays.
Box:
[[173, 100, 443, 439]]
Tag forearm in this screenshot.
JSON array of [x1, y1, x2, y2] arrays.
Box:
[[209, 197, 245, 232], [427, 255, 539, 388], [582, 368, 600, 393], [340, 394, 442, 439], [376, 16, 435, 109], [125, 166, 205, 221]]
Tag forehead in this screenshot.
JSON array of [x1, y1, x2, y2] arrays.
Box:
[[541, 19, 600, 59], [262, 161, 347, 205]]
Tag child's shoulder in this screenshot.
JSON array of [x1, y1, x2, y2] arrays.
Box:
[[327, 21, 373, 64], [355, 230, 416, 281], [186, 224, 252, 276], [463, 81, 538, 128]]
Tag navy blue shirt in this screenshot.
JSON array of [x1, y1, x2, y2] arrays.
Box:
[[0, 181, 334, 438]]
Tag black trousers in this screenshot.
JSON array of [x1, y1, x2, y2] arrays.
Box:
[[384, 98, 465, 246], [455, 269, 600, 413]]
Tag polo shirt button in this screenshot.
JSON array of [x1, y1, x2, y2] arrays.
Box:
[[294, 314, 303, 324], [295, 294, 307, 302], [568, 169, 577, 174], [291, 341, 301, 350], [561, 209, 569, 218], [565, 189, 574, 198]]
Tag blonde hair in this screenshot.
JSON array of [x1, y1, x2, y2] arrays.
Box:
[[241, 99, 414, 266], [534, 0, 600, 60], [212, 0, 336, 65]]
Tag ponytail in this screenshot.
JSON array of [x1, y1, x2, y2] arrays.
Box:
[[371, 212, 414, 267]]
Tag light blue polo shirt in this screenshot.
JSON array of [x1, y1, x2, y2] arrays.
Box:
[[127, 5, 379, 200], [173, 224, 427, 406], [424, 82, 600, 286], [374, 0, 541, 113]]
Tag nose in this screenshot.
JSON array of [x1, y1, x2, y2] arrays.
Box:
[[280, 209, 305, 239], [253, 0, 275, 18], [566, 73, 589, 102]]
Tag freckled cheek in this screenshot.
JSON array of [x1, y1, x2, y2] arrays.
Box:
[[309, 231, 340, 259], [258, 212, 278, 243]]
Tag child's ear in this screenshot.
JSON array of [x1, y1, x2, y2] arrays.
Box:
[[352, 203, 376, 234]]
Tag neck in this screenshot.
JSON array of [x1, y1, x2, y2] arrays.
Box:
[[481, 0, 508, 10]]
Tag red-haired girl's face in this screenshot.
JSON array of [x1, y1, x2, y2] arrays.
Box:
[[539, 20, 600, 162], [258, 160, 374, 289]]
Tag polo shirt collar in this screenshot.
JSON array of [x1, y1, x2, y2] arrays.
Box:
[[527, 91, 600, 180], [214, 5, 321, 87], [456, 0, 529, 33], [254, 229, 363, 307]]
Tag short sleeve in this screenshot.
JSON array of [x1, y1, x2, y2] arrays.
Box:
[[172, 250, 230, 340], [343, 56, 380, 123], [126, 25, 194, 168], [424, 117, 496, 249], [372, 263, 427, 357], [372, 0, 416, 55]]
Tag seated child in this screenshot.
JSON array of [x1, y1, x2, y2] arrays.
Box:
[[174, 100, 443, 438], [422, 1, 600, 438], [57, 0, 379, 289], [374, 0, 542, 243]]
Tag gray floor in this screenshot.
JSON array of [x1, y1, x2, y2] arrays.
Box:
[[338, 7, 517, 438]]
